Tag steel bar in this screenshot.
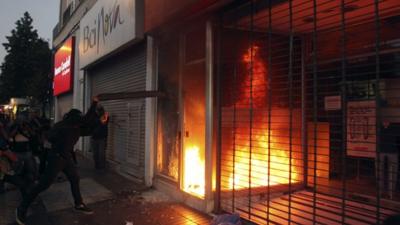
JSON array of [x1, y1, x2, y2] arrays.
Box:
[[266, 0, 273, 224], [97, 91, 164, 101], [340, 0, 348, 223], [288, 0, 294, 223], [373, 0, 382, 223], [215, 14, 223, 213], [248, 0, 255, 220], [311, 0, 318, 224]]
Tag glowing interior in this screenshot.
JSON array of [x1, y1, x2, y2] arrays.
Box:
[[225, 45, 301, 190]]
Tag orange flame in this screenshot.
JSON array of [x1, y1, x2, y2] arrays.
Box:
[[237, 45, 268, 108], [183, 146, 205, 197], [225, 45, 301, 190]]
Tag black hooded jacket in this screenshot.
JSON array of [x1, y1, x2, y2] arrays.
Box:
[[47, 102, 98, 160]]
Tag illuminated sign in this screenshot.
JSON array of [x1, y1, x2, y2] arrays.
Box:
[[79, 0, 143, 68], [54, 37, 74, 96]]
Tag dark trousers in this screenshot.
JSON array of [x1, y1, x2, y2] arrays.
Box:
[[3, 174, 28, 196], [19, 152, 83, 211], [91, 138, 106, 169], [3, 174, 27, 188], [14, 151, 37, 183], [38, 148, 49, 174]]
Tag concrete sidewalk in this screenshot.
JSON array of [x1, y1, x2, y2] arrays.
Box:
[[0, 154, 212, 225]]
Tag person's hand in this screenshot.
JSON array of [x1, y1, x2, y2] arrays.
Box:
[[92, 96, 99, 103], [101, 112, 109, 124]]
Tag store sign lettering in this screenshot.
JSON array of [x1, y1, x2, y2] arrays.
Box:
[[54, 37, 74, 96], [79, 0, 143, 68], [82, 1, 125, 54], [54, 55, 71, 76]]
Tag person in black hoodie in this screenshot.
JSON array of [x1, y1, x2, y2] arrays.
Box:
[[16, 97, 99, 225], [91, 105, 108, 170]]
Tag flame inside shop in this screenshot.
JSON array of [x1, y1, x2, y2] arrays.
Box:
[[155, 0, 400, 223]]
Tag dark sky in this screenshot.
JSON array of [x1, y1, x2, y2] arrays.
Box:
[[0, 0, 59, 64]]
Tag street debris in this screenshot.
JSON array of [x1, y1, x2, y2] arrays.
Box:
[[211, 213, 242, 225]]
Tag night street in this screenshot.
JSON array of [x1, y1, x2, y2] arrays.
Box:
[[1, 0, 400, 224], [1, 155, 211, 225]]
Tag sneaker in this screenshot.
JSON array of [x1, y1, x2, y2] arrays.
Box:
[[15, 207, 26, 225], [74, 203, 94, 215]]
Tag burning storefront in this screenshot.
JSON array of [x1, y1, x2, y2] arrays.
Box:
[[148, 0, 400, 224], [154, 20, 213, 209], [216, 0, 400, 224]]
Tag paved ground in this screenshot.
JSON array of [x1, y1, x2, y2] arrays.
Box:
[[0, 154, 212, 225]]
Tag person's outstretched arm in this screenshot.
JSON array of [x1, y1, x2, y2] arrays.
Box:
[[83, 96, 99, 122], [79, 96, 99, 136]]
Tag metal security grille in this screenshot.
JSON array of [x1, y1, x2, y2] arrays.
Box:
[[216, 0, 400, 224], [89, 43, 146, 179]]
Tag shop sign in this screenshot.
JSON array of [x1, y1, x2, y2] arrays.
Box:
[[347, 100, 376, 158], [324, 96, 341, 111], [54, 37, 74, 96], [79, 0, 143, 68]]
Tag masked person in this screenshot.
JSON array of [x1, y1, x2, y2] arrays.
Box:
[[91, 105, 108, 169], [16, 97, 99, 225]]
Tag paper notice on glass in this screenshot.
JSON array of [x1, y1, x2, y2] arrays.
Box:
[[324, 96, 341, 111], [347, 100, 376, 158]]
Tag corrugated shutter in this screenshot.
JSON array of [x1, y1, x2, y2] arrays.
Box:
[[89, 43, 146, 180]]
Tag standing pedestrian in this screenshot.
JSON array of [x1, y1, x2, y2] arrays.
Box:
[[28, 110, 43, 159], [377, 121, 399, 199], [15, 97, 100, 225], [0, 116, 10, 193], [91, 105, 108, 169], [9, 114, 37, 184], [38, 116, 51, 174]]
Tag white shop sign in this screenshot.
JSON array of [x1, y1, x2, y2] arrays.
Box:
[[79, 0, 143, 68], [347, 100, 376, 158]]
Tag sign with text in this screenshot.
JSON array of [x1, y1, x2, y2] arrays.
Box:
[[79, 0, 143, 68], [347, 100, 376, 158], [54, 37, 74, 96], [324, 96, 341, 111]]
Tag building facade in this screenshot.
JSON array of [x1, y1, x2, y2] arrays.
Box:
[[52, 0, 97, 152], [52, 0, 400, 224], [52, 0, 152, 183], [146, 0, 400, 223]]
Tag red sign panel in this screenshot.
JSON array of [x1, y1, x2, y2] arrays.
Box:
[[54, 37, 74, 96]]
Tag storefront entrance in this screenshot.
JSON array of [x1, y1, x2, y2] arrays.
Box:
[[216, 0, 400, 224], [156, 23, 208, 198]]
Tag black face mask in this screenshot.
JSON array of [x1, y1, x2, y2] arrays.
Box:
[[63, 109, 83, 126]]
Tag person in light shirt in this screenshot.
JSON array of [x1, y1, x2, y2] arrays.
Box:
[[9, 114, 37, 184]]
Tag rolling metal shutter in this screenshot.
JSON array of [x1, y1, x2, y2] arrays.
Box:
[[89, 43, 146, 180]]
